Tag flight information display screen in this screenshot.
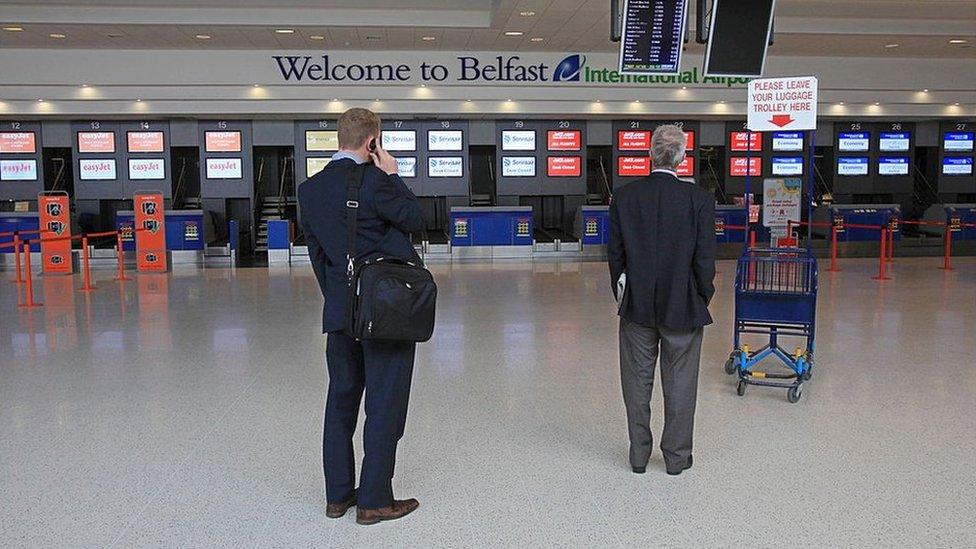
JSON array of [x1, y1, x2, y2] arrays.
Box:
[[944, 132, 974, 152], [618, 0, 688, 75]]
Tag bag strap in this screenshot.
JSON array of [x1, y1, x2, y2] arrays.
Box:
[[345, 163, 366, 281]]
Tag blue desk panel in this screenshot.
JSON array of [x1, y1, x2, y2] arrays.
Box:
[[450, 207, 534, 247]]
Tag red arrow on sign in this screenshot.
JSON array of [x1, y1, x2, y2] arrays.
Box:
[[770, 114, 795, 127]]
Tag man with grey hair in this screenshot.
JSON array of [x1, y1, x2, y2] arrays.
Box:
[[609, 124, 716, 476]]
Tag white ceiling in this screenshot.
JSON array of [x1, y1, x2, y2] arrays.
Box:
[[0, 0, 974, 58]]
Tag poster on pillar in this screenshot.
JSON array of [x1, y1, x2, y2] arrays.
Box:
[[134, 192, 167, 272], [762, 178, 802, 238], [747, 76, 818, 132], [38, 192, 72, 274]]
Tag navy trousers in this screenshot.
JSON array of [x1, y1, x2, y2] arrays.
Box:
[[323, 332, 416, 510]]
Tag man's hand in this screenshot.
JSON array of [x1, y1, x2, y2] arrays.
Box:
[[370, 143, 399, 176]]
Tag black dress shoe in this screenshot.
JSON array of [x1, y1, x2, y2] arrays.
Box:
[[632, 466, 646, 474], [666, 454, 693, 476]]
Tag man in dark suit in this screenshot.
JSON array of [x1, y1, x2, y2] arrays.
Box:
[[608, 124, 716, 476], [298, 108, 425, 525]]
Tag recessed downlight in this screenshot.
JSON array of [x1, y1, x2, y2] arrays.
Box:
[[3, 26, 24, 32], [50, 33, 66, 39], [884, 43, 899, 48], [520, 11, 536, 16], [275, 29, 295, 34], [310, 35, 325, 40], [421, 36, 436, 41], [948, 39, 968, 44], [504, 31, 524, 36], [530, 37, 544, 42], [196, 34, 211, 40]]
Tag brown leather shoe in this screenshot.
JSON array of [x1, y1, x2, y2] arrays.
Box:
[[326, 492, 357, 519], [356, 498, 420, 526]]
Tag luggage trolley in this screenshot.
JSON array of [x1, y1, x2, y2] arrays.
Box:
[[724, 248, 818, 403]]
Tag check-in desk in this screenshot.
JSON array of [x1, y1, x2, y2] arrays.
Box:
[[450, 206, 534, 258]]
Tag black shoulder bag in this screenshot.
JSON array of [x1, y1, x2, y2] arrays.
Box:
[[344, 164, 437, 342]]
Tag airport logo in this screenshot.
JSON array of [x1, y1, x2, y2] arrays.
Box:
[[552, 55, 585, 82]]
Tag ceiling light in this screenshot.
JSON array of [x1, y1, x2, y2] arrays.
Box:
[[954, 102, 961, 106], [332, 98, 339, 102], [310, 35, 325, 40], [884, 43, 899, 48], [374, 99, 380, 102], [253, 84, 260, 87], [520, 11, 536, 16], [681, 86, 687, 90], [49, 33, 66, 39], [421, 36, 436, 41], [922, 89, 929, 93], [365, 35, 382, 41], [504, 31, 524, 36], [838, 102, 844, 105], [596, 99, 601, 103], [196, 34, 211, 40], [719, 100, 726, 104], [82, 84, 89, 88], [136, 99, 142, 102], [874, 102, 880, 105], [633, 99, 640, 103], [3, 27, 24, 32], [275, 29, 295, 34], [506, 99, 512, 102], [465, 99, 472, 102], [948, 39, 968, 44], [107, 33, 124, 38], [530, 37, 544, 42], [420, 83, 427, 88]]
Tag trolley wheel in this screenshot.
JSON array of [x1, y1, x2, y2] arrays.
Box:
[[787, 385, 802, 403], [736, 380, 746, 396], [724, 356, 738, 375]]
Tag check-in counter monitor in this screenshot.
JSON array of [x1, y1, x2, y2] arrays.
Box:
[[295, 120, 339, 188], [379, 119, 470, 198], [724, 121, 811, 196], [833, 121, 916, 198], [612, 120, 699, 190], [938, 121, 975, 197], [495, 120, 586, 197], [0, 121, 44, 202]]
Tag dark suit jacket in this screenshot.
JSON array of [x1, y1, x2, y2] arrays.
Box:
[[608, 171, 716, 330], [298, 158, 424, 333]]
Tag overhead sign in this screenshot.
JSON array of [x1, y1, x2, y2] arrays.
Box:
[[38, 193, 72, 274], [134, 192, 167, 272], [763, 178, 802, 238], [747, 76, 819, 132], [618, 0, 688, 75]]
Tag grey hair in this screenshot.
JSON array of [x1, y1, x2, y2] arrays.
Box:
[[651, 124, 687, 171]]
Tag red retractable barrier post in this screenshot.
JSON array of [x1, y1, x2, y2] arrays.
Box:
[[18, 241, 42, 308], [827, 224, 840, 272], [78, 236, 96, 292], [872, 228, 891, 281], [11, 233, 24, 283], [941, 226, 954, 271], [115, 232, 129, 281]]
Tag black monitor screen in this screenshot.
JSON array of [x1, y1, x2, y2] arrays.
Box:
[[704, 0, 776, 77]]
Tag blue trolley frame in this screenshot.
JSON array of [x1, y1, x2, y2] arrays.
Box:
[[726, 248, 818, 402]]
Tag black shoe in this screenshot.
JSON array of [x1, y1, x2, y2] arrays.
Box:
[[632, 466, 646, 474], [666, 454, 693, 476]]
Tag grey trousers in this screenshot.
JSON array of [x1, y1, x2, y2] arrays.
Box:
[[619, 317, 704, 470]]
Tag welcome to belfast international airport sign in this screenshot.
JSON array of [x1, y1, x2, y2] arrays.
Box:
[[272, 52, 751, 88]]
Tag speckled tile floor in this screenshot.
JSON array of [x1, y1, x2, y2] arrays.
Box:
[[1, 257, 975, 548]]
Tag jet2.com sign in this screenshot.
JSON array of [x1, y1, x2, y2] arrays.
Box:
[[273, 53, 748, 88]]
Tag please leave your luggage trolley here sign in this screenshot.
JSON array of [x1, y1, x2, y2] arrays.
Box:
[[747, 76, 818, 132]]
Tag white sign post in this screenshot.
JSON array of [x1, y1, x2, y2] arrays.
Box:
[[747, 76, 818, 132]]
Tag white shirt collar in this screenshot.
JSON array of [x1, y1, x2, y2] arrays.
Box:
[[331, 150, 367, 164]]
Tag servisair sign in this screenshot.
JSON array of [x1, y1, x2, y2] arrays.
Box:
[[273, 53, 750, 88]]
